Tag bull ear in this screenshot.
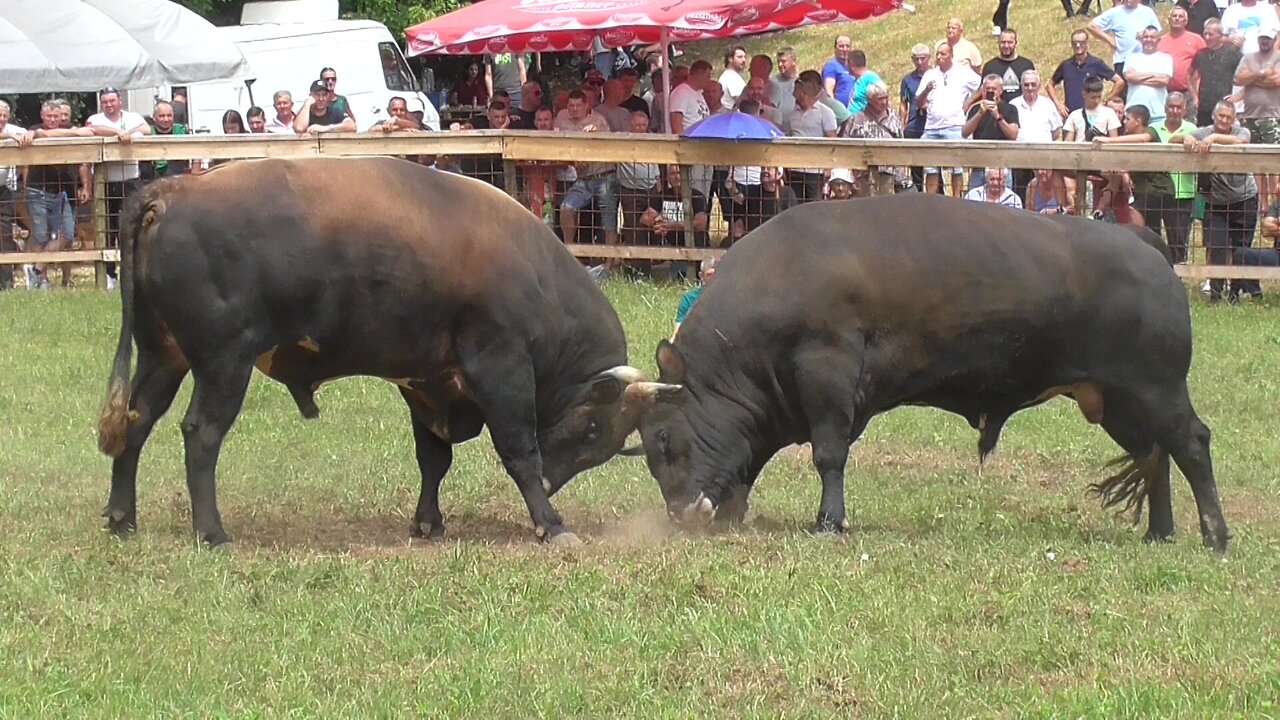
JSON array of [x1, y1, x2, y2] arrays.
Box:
[[655, 340, 686, 383]]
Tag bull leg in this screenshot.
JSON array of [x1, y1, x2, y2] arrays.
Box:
[[795, 348, 867, 534], [1161, 404, 1230, 554], [105, 347, 189, 536], [1098, 401, 1169, 542], [810, 425, 854, 534], [458, 344, 575, 544], [1144, 452, 1174, 544], [179, 362, 253, 547], [401, 391, 452, 540]]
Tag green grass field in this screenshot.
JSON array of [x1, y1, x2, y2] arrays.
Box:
[[0, 280, 1278, 716]]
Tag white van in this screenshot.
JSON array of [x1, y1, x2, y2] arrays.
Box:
[[129, 0, 440, 132]]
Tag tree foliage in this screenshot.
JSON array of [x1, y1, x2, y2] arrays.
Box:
[[176, 0, 462, 36]]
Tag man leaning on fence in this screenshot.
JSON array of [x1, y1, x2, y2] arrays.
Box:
[[17, 100, 93, 290], [144, 100, 190, 179], [555, 90, 619, 253], [87, 87, 150, 290], [1185, 101, 1263, 303]]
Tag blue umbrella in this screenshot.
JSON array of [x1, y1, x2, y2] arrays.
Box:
[[682, 111, 785, 141]]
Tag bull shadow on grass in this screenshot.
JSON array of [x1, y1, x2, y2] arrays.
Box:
[[189, 506, 537, 553], [113, 492, 1157, 554]]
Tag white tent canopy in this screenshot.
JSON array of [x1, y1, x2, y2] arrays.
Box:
[[0, 0, 252, 93]]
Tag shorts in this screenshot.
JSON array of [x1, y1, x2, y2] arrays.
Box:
[[1242, 117, 1280, 145], [921, 126, 964, 176], [562, 173, 619, 230]]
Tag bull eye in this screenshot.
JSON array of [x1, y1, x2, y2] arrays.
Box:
[[656, 428, 671, 454]]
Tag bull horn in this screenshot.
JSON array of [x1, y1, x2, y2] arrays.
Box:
[[592, 365, 650, 384], [617, 444, 646, 456], [623, 381, 684, 405]]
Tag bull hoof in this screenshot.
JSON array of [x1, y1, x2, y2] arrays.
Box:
[[410, 520, 446, 540], [1203, 532, 1231, 556], [102, 508, 136, 538], [1142, 529, 1174, 545], [200, 531, 232, 549], [547, 531, 583, 547], [811, 516, 849, 536]]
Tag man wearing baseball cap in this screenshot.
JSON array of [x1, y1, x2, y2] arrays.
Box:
[[293, 79, 355, 134]]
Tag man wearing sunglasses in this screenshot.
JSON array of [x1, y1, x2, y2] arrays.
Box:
[[318, 67, 357, 126], [1050, 29, 1126, 118]]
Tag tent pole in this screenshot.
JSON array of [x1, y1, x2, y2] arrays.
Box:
[[661, 26, 671, 135]]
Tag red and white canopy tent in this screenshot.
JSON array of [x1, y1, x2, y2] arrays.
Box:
[[403, 0, 901, 132]]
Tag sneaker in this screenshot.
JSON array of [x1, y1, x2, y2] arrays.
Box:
[[106, 276, 117, 290], [38, 278, 52, 291], [1200, 279, 1212, 296]]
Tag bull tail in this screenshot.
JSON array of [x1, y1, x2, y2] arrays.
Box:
[[98, 190, 164, 457], [1087, 446, 1164, 525]]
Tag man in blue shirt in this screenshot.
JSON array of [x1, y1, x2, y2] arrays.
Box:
[[823, 36, 855, 106], [673, 256, 718, 340], [1050, 29, 1126, 115], [1087, 0, 1162, 74]]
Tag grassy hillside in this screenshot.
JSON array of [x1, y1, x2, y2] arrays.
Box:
[[684, 0, 1099, 93]]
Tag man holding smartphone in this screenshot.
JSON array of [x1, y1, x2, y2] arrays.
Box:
[[963, 74, 1020, 189]]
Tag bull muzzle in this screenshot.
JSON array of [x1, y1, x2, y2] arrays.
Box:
[[668, 493, 717, 527]]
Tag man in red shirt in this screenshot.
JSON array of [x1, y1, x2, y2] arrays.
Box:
[[1159, 5, 1207, 116]]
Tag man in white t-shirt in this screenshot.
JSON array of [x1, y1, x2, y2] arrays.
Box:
[[87, 87, 151, 289], [1125, 26, 1174, 122], [669, 60, 715, 196], [1088, 0, 1162, 72], [1063, 75, 1123, 141], [1010, 69, 1063, 200], [669, 60, 712, 134], [1222, 0, 1280, 54], [964, 167, 1023, 208], [786, 74, 838, 203], [915, 43, 981, 196], [719, 46, 748, 110]]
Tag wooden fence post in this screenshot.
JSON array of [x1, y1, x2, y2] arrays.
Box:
[[92, 169, 107, 290]]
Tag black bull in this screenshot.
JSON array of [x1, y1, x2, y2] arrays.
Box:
[[98, 157, 671, 547], [637, 194, 1230, 553]]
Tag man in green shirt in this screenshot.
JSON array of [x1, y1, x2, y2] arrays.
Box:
[[145, 100, 189, 179]]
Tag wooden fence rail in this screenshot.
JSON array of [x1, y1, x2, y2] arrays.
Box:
[[3, 133, 1280, 281]]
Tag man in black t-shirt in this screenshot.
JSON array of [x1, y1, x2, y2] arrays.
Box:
[[618, 67, 651, 117], [963, 74, 1020, 189], [294, 80, 355, 134], [982, 29, 1036, 103], [511, 81, 544, 128], [641, 165, 709, 249]]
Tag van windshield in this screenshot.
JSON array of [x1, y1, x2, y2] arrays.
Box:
[[379, 41, 418, 92]]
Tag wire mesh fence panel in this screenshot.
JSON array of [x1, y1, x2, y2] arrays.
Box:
[[3, 133, 1280, 293]]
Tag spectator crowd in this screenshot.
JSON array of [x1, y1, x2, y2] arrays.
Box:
[[4, 3, 1280, 301]]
